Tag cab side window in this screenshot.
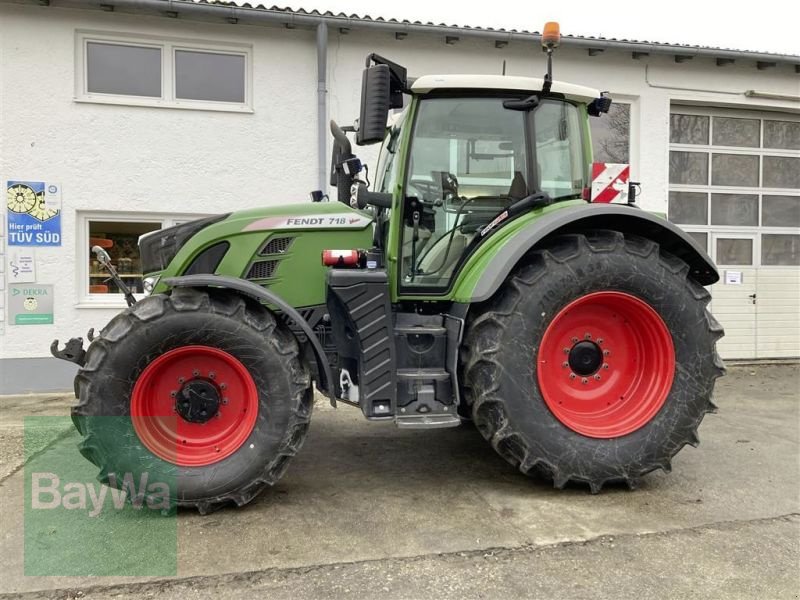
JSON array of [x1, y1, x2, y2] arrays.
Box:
[[534, 100, 586, 199]]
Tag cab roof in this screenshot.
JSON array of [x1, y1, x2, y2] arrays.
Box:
[[410, 74, 599, 103]]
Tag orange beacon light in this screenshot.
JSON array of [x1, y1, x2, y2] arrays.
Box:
[[542, 21, 561, 49]]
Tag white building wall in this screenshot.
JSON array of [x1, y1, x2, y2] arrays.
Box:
[[0, 3, 797, 379], [1, 5, 320, 361]]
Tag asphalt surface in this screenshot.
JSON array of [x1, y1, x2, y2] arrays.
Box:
[[0, 364, 798, 599]]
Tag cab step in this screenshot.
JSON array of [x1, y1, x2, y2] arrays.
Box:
[[396, 368, 450, 381], [393, 324, 447, 336], [395, 413, 461, 429]]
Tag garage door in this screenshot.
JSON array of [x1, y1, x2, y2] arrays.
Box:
[[668, 106, 800, 360]]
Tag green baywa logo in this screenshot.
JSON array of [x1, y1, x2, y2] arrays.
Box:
[[31, 472, 171, 517]]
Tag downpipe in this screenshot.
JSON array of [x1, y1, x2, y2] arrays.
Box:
[[316, 22, 329, 193]]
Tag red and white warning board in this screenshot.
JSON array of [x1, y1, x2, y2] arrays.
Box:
[[591, 163, 630, 203]]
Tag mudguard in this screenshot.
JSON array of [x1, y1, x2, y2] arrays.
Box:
[[461, 203, 719, 303], [163, 274, 336, 406]]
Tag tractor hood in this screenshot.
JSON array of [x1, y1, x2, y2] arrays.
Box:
[[143, 202, 375, 308], [141, 203, 373, 273]]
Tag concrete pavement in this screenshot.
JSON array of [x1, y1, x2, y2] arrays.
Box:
[[1, 364, 798, 598], [10, 515, 796, 600]]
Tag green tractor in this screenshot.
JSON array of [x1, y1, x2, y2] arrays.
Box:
[[53, 27, 724, 513]]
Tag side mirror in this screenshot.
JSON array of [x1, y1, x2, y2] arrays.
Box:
[[356, 64, 391, 146], [588, 95, 613, 117]]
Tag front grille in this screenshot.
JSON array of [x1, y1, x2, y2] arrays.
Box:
[[259, 237, 293, 256], [246, 260, 279, 280]]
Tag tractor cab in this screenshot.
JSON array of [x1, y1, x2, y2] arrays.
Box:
[[383, 75, 597, 291], [329, 31, 612, 295]]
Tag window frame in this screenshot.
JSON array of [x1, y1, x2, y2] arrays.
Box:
[[75, 31, 253, 113], [76, 211, 210, 308], [711, 231, 757, 267]]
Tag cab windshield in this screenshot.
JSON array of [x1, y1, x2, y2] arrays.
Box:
[[400, 96, 586, 290]]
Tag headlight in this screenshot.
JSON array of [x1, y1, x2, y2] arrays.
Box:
[[142, 275, 160, 296]]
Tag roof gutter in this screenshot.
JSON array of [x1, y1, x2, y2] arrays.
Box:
[[51, 0, 800, 67]]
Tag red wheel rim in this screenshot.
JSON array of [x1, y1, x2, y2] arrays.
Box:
[[131, 346, 259, 467], [537, 291, 675, 438]]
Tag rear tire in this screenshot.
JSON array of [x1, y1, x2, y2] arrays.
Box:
[[71, 287, 312, 513], [461, 230, 725, 492]]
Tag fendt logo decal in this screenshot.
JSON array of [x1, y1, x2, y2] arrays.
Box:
[[244, 213, 372, 232]]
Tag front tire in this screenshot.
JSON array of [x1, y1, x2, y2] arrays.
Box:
[[462, 230, 725, 492], [71, 287, 312, 513]]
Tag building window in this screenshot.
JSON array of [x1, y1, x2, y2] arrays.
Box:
[[86, 42, 162, 97], [88, 221, 160, 295], [668, 191, 708, 225], [763, 195, 800, 228], [763, 120, 800, 150], [710, 194, 759, 227], [668, 106, 800, 268], [712, 117, 760, 148], [763, 156, 800, 189], [670, 114, 709, 145], [76, 32, 251, 112], [761, 234, 800, 266], [78, 213, 207, 306], [590, 102, 630, 164], [174, 49, 245, 103], [669, 151, 708, 185], [716, 237, 753, 266], [711, 154, 760, 187]]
